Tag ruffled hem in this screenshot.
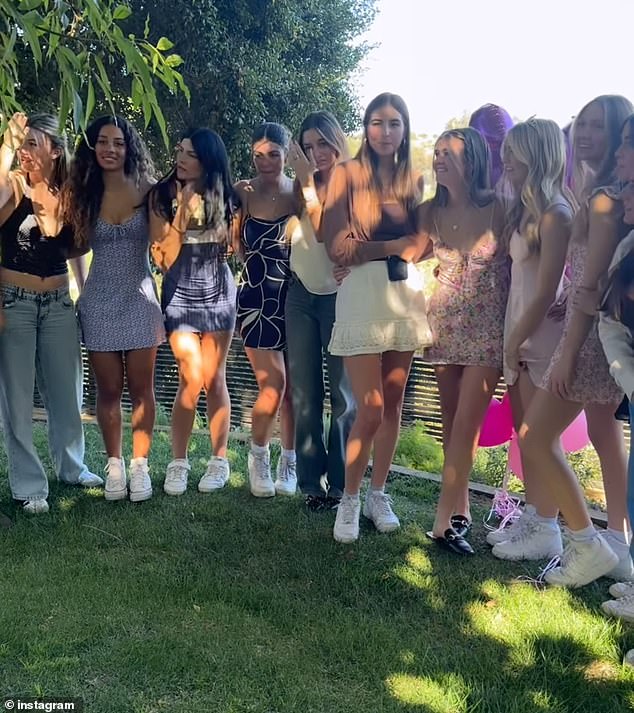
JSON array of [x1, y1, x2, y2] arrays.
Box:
[[329, 319, 432, 356]]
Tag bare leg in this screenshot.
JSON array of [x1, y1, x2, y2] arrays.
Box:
[[585, 403, 629, 533], [370, 350, 414, 489], [124, 347, 158, 459], [432, 366, 500, 536], [279, 352, 295, 451], [343, 354, 383, 496], [245, 347, 286, 446], [89, 351, 125, 458], [519, 388, 588, 529], [201, 332, 232, 458], [169, 332, 204, 459]]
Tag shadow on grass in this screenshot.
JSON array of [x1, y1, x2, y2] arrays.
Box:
[[0, 426, 632, 712]]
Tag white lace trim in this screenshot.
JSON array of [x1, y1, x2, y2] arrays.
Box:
[[329, 318, 432, 356]]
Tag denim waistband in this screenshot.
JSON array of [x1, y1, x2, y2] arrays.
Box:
[[1, 284, 71, 302]]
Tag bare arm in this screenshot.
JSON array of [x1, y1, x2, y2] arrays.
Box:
[[148, 187, 192, 273], [505, 206, 573, 356], [0, 113, 27, 211]]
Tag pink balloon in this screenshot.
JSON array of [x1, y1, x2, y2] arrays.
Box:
[[561, 410, 590, 453], [507, 434, 524, 481], [478, 393, 514, 447]]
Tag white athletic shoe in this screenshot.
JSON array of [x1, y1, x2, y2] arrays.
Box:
[[198, 457, 230, 492], [128, 459, 152, 502], [274, 455, 297, 496], [363, 491, 400, 533], [492, 519, 562, 561], [104, 457, 127, 501], [164, 459, 190, 496], [23, 499, 49, 514], [601, 530, 634, 581], [486, 505, 536, 546], [543, 534, 619, 588], [248, 449, 275, 498], [333, 494, 361, 543]]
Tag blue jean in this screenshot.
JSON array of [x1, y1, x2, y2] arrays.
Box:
[[627, 401, 634, 558], [0, 285, 89, 500], [285, 276, 355, 498]]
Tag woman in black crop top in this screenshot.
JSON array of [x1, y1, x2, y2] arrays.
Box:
[[0, 113, 101, 515]]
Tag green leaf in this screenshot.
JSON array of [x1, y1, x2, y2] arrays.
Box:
[[20, 12, 43, 66], [72, 90, 83, 133], [156, 36, 174, 51], [165, 53, 183, 68], [113, 4, 132, 21], [85, 78, 95, 125]]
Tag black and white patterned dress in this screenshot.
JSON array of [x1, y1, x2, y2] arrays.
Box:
[[78, 209, 165, 351], [236, 214, 291, 350]]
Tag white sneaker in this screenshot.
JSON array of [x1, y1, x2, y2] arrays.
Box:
[[104, 457, 127, 501], [333, 494, 361, 543], [274, 455, 297, 496], [128, 459, 152, 502], [543, 534, 619, 588], [486, 505, 536, 546], [78, 471, 104, 487], [23, 499, 49, 514], [609, 581, 634, 598], [248, 449, 275, 498], [601, 530, 634, 581], [164, 459, 190, 496], [198, 457, 229, 492], [601, 593, 634, 622], [625, 649, 634, 668], [492, 519, 563, 561], [363, 491, 400, 533]]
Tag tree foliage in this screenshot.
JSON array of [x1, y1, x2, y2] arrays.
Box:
[[0, 0, 189, 144]]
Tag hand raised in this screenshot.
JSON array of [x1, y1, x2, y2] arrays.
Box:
[[287, 140, 316, 187], [3, 112, 27, 151]]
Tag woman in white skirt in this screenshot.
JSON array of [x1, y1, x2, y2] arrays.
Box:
[[321, 92, 432, 543]]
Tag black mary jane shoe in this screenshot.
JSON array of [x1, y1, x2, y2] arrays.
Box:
[[450, 515, 472, 538], [426, 528, 475, 556]]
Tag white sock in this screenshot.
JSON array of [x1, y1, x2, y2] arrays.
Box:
[[251, 442, 269, 455], [343, 492, 360, 503], [569, 525, 596, 542], [607, 528, 628, 545], [534, 513, 559, 528], [130, 457, 148, 467], [281, 448, 296, 461], [370, 486, 385, 495]]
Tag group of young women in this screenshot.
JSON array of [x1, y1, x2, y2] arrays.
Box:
[[1, 93, 634, 612]]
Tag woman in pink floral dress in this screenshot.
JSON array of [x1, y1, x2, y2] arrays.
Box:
[[424, 127, 508, 555]]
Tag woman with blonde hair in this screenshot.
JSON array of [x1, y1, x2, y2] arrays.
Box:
[[285, 111, 355, 510], [321, 92, 431, 543], [518, 95, 633, 587], [487, 118, 576, 560]]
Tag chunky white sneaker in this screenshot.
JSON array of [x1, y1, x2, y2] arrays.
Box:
[[248, 449, 275, 498], [128, 459, 152, 502], [543, 534, 619, 588], [274, 455, 297, 496], [23, 499, 49, 514], [78, 471, 104, 487], [601, 530, 634, 581], [333, 494, 361, 543], [492, 519, 563, 561], [486, 505, 536, 546], [198, 457, 229, 493], [164, 459, 190, 496], [601, 593, 634, 622], [609, 581, 634, 598], [104, 457, 127, 501], [363, 491, 400, 533]]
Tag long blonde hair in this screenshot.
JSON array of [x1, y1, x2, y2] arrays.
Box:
[[503, 118, 576, 254]]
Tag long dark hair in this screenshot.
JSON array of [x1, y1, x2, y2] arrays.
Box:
[[25, 113, 70, 194], [149, 127, 238, 237], [64, 115, 155, 247], [431, 127, 494, 208], [601, 247, 634, 325]]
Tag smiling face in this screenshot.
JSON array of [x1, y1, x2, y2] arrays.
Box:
[[365, 104, 405, 158], [175, 138, 203, 183], [18, 127, 58, 176], [301, 128, 338, 174], [616, 121, 634, 182], [574, 101, 608, 165], [622, 182, 634, 225], [433, 135, 466, 188], [502, 143, 529, 191], [252, 139, 286, 178], [94, 124, 126, 172]]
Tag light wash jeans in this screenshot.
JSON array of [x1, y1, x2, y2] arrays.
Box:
[[629, 401, 634, 559], [285, 276, 355, 498], [0, 285, 89, 500]]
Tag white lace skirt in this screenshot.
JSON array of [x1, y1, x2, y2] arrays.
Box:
[[329, 261, 432, 356]]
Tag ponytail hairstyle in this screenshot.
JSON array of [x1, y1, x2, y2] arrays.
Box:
[[25, 113, 70, 194], [64, 115, 155, 248], [503, 118, 576, 254]]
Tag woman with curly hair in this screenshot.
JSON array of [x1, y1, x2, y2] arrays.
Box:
[[64, 115, 163, 503]]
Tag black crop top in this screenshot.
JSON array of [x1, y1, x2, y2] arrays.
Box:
[[0, 195, 75, 278]]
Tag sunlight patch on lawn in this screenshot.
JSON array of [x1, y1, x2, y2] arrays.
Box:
[[57, 496, 78, 512], [392, 546, 441, 600], [386, 672, 468, 711]]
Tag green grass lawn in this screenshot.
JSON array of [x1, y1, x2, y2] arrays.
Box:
[[0, 423, 633, 713]]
